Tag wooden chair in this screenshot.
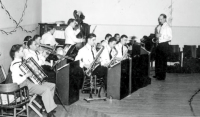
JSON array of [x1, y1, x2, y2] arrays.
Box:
[[183, 45, 196, 58], [167, 45, 182, 73], [1, 67, 44, 117], [0, 83, 29, 117], [168, 45, 181, 62], [196, 45, 200, 58], [182, 45, 197, 73]]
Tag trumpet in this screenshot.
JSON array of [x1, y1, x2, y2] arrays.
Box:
[[39, 44, 74, 60], [45, 51, 74, 61], [39, 44, 56, 52]]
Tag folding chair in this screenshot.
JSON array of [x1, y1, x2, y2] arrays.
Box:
[[1, 66, 44, 117], [28, 94, 43, 117]]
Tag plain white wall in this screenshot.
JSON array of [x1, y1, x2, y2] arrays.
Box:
[[41, 0, 200, 48], [0, 0, 41, 73], [42, 0, 172, 26]]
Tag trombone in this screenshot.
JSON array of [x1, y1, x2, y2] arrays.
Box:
[[39, 44, 74, 60]]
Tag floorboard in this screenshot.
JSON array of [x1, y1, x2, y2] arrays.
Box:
[[29, 72, 200, 117]]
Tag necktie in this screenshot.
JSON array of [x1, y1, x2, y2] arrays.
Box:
[[122, 46, 124, 56], [109, 49, 112, 60], [35, 51, 39, 60]]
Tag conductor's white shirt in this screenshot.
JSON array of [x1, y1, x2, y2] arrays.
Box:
[[156, 22, 172, 43]]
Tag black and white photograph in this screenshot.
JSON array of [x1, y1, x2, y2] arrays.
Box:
[[0, 0, 200, 117]]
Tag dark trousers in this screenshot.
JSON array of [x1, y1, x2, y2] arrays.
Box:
[[82, 65, 107, 89], [93, 65, 107, 78], [155, 42, 169, 80], [93, 65, 108, 90]]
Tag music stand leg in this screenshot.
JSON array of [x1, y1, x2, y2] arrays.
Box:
[[55, 88, 68, 112], [84, 76, 107, 102]]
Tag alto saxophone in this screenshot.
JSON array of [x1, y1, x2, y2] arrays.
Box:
[[85, 46, 104, 76], [106, 47, 118, 68]]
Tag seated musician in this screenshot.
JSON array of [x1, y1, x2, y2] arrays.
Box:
[[25, 39, 51, 66], [75, 33, 107, 88], [32, 34, 43, 53], [41, 26, 58, 46], [114, 33, 120, 42], [25, 39, 57, 83], [23, 36, 32, 49], [100, 37, 117, 67], [101, 33, 112, 47], [23, 36, 32, 57], [9, 44, 57, 117], [64, 18, 85, 49], [114, 35, 129, 61]]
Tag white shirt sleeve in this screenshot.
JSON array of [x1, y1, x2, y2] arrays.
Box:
[[75, 49, 84, 68], [10, 63, 27, 85], [65, 27, 82, 43], [50, 35, 58, 46], [159, 23, 172, 43], [100, 48, 110, 66]]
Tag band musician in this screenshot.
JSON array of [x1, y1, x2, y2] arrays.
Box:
[[65, 18, 85, 50], [114, 35, 129, 61], [154, 14, 172, 80], [75, 33, 107, 89], [100, 37, 117, 67], [101, 33, 112, 47], [10, 44, 57, 117], [41, 26, 58, 46], [25, 39, 51, 67]]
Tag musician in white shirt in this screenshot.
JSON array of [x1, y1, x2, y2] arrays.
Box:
[[9, 44, 57, 117], [114, 33, 120, 42], [101, 33, 112, 47], [23, 36, 32, 58], [75, 33, 107, 88], [154, 14, 172, 80], [41, 26, 58, 46], [100, 37, 117, 67], [115, 35, 128, 61], [64, 19, 85, 46], [25, 39, 49, 66]]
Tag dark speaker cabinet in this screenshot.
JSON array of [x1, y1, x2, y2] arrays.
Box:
[[55, 61, 80, 105], [107, 59, 130, 100], [183, 45, 196, 58]]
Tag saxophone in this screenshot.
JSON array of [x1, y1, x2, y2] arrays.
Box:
[[120, 47, 129, 61], [85, 46, 104, 76], [106, 47, 118, 68]]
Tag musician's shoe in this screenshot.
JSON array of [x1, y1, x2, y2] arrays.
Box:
[[47, 111, 56, 117], [40, 108, 46, 113], [153, 75, 157, 78], [156, 78, 165, 80]]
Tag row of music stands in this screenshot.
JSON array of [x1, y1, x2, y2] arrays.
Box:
[[54, 44, 200, 105], [54, 44, 152, 103], [107, 44, 151, 100]]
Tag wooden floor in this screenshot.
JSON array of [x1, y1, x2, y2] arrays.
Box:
[[30, 72, 200, 117]]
